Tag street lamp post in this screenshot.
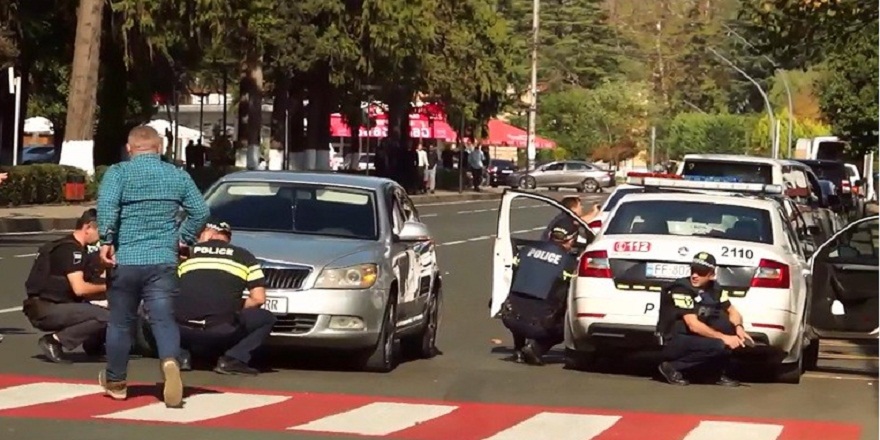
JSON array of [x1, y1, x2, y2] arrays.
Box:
[[708, 47, 778, 157], [723, 24, 795, 158], [525, 0, 539, 171]]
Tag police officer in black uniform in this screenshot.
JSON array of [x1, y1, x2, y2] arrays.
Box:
[[22, 209, 109, 363], [501, 219, 579, 366], [174, 218, 276, 375], [656, 252, 753, 387]]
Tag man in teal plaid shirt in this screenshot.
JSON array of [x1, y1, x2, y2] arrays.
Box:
[[97, 125, 209, 408]]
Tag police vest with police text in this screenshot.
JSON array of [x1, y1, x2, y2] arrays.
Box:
[[510, 241, 575, 300], [24, 237, 79, 303]]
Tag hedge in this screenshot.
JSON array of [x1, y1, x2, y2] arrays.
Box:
[[0, 164, 244, 207], [1, 163, 474, 207]]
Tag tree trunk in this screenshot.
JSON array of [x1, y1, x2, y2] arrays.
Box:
[[304, 65, 331, 170], [268, 75, 290, 170], [94, 20, 128, 166], [236, 49, 263, 169], [288, 78, 306, 170], [59, 0, 104, 174]]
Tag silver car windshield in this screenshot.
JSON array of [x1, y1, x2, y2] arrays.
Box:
[[205, 182, 379, 240]]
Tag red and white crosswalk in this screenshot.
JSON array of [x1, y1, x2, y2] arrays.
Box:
[[0, 374, 861, 439]]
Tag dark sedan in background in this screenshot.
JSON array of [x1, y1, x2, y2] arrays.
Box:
[[487, 159, 518, 187]]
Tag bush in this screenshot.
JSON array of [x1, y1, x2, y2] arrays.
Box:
[[0, 164, 89, 206]]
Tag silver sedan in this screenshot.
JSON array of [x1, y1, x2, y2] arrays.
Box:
[[508, 160, 616, 192], [202, 171, 443, 373]]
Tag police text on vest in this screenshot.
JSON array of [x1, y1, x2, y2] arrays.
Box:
[[526, 248, 561, 265]]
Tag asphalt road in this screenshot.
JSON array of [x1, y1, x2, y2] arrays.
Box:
[[0, 191, 876, 440]]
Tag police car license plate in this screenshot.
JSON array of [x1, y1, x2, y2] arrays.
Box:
[[262, 297, 288, 315], [645, 263, 690, 279]]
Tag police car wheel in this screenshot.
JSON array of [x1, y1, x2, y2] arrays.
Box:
[[563, 348, 599, 371], [402, 287, 442, 359], [357, 298, 399, 373], [775, 358, 803, 384]]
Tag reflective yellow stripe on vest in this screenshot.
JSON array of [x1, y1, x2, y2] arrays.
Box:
[[179, 257, 250, 280], [672, 293, 694, 309]]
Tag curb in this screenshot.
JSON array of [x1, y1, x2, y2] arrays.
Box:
[[0, 192, 504, 234]]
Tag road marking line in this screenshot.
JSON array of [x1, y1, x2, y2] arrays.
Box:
[[290, 402, 458, 436], [683, 421, 784, 440], [484, 412, 621, 440], [97, 392, 290, 423], [0, 306, 22, 314], [420, 213, 438, 218], [0, 230, 72, 237], [14, 253, 36, 258], [0, 383, 102, 411], [437, 227, 546, 247]]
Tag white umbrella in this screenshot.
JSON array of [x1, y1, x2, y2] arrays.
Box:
[[24, 116, 53, 134]]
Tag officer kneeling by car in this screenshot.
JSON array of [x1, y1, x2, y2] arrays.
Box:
[[501, 219, 579, 366], [656, 252, 753, 387], [22, 209, 109, 363], [174, 218, 276, 376]]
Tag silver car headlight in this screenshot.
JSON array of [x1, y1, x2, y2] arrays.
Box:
[[315, 264, 378, 289]]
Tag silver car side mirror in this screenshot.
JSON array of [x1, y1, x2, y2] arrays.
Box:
[[397, 221, 431, 242]]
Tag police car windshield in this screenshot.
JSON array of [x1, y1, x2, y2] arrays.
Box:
[[205, 182, 379, 240], [682, 160, 773, 184], [604, 200, 774, 245]]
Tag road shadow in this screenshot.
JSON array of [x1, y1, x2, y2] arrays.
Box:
[[125, 384, 220, 404], [0, 327, 33, 335], [490, 346, 567, 365]]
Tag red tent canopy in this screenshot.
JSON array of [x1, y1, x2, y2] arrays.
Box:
[[476, 119, 555, 149], [330, 113, 456, 140]]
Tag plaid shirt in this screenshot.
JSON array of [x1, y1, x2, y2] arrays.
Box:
[[97, 154, 209, 266]]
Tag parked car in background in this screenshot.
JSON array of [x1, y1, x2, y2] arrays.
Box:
[[507, 160, 615, 192], [22, 145, 56, 164], [795, 159, 859, 218], [487, 159, 518, 187]]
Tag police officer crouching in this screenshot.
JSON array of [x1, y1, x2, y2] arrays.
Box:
[[502, 219, 579, 366], [22, 209, 109, 363], [656, 252, 753, 387], [175, 218, 276, 375]]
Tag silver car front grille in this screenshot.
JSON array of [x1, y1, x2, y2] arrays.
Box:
[[273, 314, 319, 334], [263, 268, 311, 290]]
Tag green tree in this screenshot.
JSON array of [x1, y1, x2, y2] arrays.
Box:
[[816, 30, 879, 157]]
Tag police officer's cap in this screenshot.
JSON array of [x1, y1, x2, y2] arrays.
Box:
[[205, 217, 232, 235], [691, 252, 716, 272], [550, 219, 579, 241]]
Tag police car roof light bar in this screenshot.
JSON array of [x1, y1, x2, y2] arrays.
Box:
[[632, 177, 784, 195], [625, 172, 682, 186]]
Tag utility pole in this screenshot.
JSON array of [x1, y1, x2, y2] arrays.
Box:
[[525, 0, 539, 171], [650, 126, 656, 169], [708, 47, 777, 156], [723, 25, 794, 158]]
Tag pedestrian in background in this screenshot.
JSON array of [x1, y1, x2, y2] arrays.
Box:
[[426, 144, 438, 193], [97, 125, 209, 408], [467, 143, 485, 191]]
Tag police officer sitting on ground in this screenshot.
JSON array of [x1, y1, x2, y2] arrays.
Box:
[[502, 219, 579, 365], [656, 252, 753, 387], [174, 218, 276, 375], [542, 196, 599, 241], [22, 209, 109, 363]]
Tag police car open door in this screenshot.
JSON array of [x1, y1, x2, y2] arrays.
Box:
[[808, 215, 879, 338], [490, 189, 593, 317]]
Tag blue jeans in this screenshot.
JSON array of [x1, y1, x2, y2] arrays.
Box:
[[105, 264, 180, 381]]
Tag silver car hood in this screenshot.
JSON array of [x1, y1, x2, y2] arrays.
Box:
[[230, 231, 381, 270]]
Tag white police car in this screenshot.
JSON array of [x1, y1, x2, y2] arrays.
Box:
[[561, 177, 817, 383]]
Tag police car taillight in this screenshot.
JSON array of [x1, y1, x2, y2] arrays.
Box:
[[750, 259, 790, 289], [841, 180, 852, 194], [579, 250, 612, 278], [588, 219, 602, 230]]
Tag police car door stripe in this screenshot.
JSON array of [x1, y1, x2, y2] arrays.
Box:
[[0, 383, 102, 411], [683, 421, 784, 440], [289, 402, 458, 436], [484, 412, 621, 440], [96, 393, 290, 423]]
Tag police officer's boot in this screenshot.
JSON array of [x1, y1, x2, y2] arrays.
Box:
[[178, 349, 193, 371], [214, 356, 259, 376], [38, 334, 69, 364], [521, 341, 545, 366], [658, 362, 689, 386], [715, 372, 741, 387]]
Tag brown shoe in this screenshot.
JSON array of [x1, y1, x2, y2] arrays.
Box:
[[98, 370, 127, 400], [161, 358, 184, 408]]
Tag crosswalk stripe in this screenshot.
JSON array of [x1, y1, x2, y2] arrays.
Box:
[[0, 383, 102, 411], [483, 412, 622, 440], [683, 421, 785, 440], [96, 392, 290, 423], [290, 402, 458, 436]]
